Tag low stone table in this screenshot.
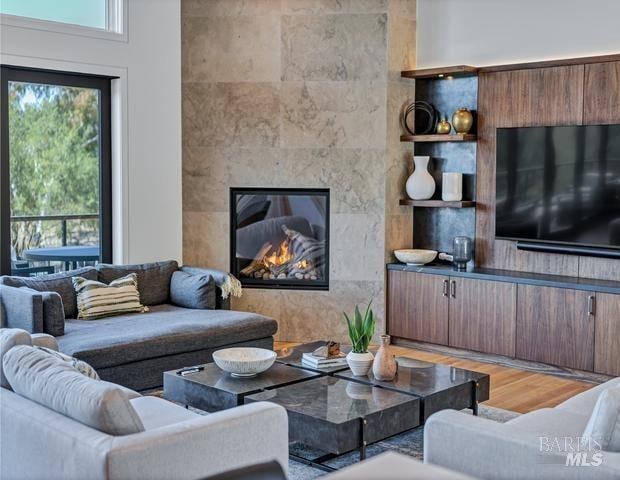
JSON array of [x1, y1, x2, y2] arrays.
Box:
[[335, 358, 490, 420], [245, 376, 421, 471], [163, 362, 322, 412], [275, 341, 352, 374]]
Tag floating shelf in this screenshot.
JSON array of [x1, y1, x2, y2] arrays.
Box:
[[399, 199, 476, 208], [401, 65, 479, 79], [400, 133, 477, 143]]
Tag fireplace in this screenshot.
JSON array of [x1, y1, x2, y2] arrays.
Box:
[[230, 188, 329, 290]]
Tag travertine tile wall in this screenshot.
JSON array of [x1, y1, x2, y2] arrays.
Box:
[[182, 0, 416, 342]]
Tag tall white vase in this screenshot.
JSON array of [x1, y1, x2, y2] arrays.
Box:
[[406, 156, 435, 200]]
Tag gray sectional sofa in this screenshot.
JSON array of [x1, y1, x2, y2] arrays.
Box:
[[0, 261, 278, 390]]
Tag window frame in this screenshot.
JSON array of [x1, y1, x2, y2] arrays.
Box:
[[0, 65, 115, 275], [0, 0, 127, 42]]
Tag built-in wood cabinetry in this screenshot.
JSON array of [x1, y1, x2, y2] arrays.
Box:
[[449, 278, 516, 357], [387, 270, 449, 344], [516, 285, 594, 371], [388, 268, 620, 374], [594, 293, 620, 376]]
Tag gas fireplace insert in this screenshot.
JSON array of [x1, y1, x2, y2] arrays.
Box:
[[230, 188, 329, 290]]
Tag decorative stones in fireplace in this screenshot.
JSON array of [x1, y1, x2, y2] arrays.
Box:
[[230, 188, 330, 290]]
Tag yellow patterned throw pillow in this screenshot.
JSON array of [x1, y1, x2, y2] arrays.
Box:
[[72, 273, 148, 320]]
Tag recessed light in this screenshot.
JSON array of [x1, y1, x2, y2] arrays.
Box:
[[438, 74, 444, 78]]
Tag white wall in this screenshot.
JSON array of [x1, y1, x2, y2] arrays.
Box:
[[0, 0, 182, 264], [417, 0, 620, 68]]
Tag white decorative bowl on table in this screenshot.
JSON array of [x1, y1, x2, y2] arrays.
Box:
[[212, 347, 277, 378], [394, 249, 437, 266]]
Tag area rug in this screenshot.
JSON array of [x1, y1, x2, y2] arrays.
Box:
[[146, 390, 518, 479]]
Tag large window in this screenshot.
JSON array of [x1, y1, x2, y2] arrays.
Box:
[[0, 67, 113, 276], [0, 0, 122, 33]]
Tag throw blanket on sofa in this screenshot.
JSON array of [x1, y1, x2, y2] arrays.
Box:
[[181, 267, 242, 299]]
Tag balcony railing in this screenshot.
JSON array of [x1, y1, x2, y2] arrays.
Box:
[[10, 213, 99, 247]]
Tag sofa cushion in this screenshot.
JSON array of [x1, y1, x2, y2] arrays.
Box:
[[59, 304, 278, 369], [130, 396, 199, 430], [170, 270, 216, 309], [581, 387, 620, 452], [3, 345, 144, 436], [556, 377, 620, 415], [505, 407, 590, 436], [97, 261, 178, 306], [0, 267, 98, 319], [73, 273, 147, 320]]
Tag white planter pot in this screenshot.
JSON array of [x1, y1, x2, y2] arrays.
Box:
[[346, 351, 374, 376], [406, 156, 436, 200]]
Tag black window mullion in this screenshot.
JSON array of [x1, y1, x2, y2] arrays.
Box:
[[0, 66, 115, 275]]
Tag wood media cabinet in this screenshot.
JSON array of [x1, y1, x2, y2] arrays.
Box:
[[387, 264, 620, 377]]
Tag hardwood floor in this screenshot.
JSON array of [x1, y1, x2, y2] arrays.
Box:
[[274, 341, 596, 414]]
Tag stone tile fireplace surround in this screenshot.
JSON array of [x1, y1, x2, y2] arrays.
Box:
[[182, 0, 417, 342]]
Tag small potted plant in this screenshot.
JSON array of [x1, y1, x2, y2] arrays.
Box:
[[344, 301, 376, 376]]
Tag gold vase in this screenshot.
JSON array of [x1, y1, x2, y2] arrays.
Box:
[[452, 108, 473, 134], [436, 118, 451, 134]]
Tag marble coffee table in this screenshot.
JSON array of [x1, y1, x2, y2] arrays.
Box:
[[163, 362, 322, 412], [245, 376, 420, 472], [334, 357, 490, 420]]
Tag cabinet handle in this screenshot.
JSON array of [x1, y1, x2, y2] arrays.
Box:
[[450, 280, 456, 298], [587, 295, 595, 316], [443, 279, 449, 297]]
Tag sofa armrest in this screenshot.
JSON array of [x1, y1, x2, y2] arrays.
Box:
[[424, 410, 620, 480], [0, 285, 43, 333], [108, 401, 288, 480], [31, 333, 59, 351], [181, 266, 236, 310]]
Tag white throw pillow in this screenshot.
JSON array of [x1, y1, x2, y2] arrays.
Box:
[[0, 328, 32, 389], [581, 387, 620, 452], [3, 345, 144, 436], [34, 346, 100, 380], [73, 273, 148, 320]]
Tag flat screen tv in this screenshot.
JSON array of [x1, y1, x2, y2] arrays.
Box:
[[495, 125, 620, 251]]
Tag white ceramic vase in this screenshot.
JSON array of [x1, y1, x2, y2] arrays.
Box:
[[406, 156, 435, 200], [442, 172, 463, 201], [346, 351, 374, 376]]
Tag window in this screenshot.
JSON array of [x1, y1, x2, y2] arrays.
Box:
[[0, 0, 122, 34], [0, 67, 113, 275]]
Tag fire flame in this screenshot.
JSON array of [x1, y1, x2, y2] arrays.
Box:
[[263, 241, 311, 271], [264, 240, 293, 267]]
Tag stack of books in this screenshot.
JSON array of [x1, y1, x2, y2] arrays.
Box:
[[301, 352, 347, 369]]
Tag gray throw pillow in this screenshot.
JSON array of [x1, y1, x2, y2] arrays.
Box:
[[170, 270, 216, 309], [0, 267, 98, 319], [3, 345, 144, 436], [97, 261, 178, 306]]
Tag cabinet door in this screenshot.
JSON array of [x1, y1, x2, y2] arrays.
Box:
[[516, 285, 595, 370], [387, 271, 449, 344], [594, 293, 620, 376], [449, 277, 516, 357]]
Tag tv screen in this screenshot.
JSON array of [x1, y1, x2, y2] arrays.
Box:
[[495, 125, 620, 250]]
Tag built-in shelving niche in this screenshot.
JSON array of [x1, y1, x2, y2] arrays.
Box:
[[403, 72, 479, 254]]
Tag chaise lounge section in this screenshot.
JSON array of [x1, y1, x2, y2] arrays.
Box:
[[0, 261, 278, 390]]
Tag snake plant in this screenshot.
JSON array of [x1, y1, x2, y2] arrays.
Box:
[[344, 301, 376, 353]]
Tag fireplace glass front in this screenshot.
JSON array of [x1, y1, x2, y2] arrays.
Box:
[[230, 188, 329, 290]]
